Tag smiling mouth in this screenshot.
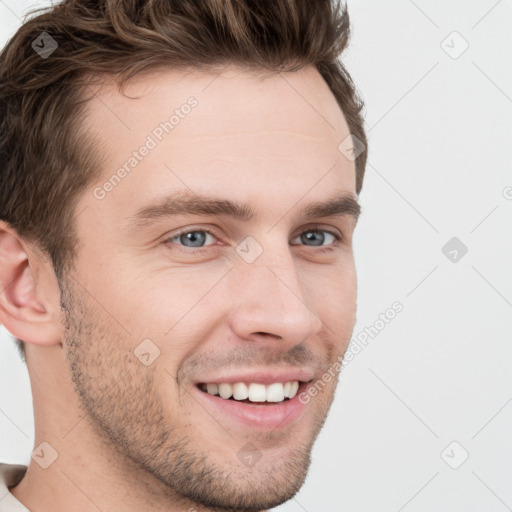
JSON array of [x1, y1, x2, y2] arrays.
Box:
[[197, 380, 310, 404]]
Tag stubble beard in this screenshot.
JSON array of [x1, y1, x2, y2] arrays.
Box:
[[59, 276, 333, 511]]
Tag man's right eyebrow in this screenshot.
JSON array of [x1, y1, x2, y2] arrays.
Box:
[[129, 193, 255, 227]]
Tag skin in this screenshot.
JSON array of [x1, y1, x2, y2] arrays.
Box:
[[0, 65, 359, 512]]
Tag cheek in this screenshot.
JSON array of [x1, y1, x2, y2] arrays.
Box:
[[307, 264, 357, 365], [105, 262, 229, 336], [308, 261, 357, 323], [105, 264, 233, 375]]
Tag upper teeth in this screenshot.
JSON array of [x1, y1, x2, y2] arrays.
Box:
[[203, 381, 299, 402]]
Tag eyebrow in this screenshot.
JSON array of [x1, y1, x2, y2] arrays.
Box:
[[129, 190, 361, 227]]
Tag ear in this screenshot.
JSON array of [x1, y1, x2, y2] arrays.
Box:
[[0, 222, 62, 347]]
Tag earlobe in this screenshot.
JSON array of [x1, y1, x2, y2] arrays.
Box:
[[0, 223, 62, 347]]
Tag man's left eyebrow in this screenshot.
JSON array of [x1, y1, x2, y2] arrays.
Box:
[[301, 194, 361, 223]]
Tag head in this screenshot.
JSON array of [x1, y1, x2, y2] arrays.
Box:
[[0, 1, 366, 510]]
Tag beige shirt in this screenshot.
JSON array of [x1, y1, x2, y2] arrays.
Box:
[[0, 464, 28, 511]]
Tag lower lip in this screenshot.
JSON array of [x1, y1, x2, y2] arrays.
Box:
[[194, 384, 309, 431]]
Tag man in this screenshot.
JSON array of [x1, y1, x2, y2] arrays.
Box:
[[0, 0, 367, 510]]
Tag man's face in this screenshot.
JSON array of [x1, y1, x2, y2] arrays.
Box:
[[63, 66, 358, 511]]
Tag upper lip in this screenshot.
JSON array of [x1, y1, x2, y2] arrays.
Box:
[[194, 369, 315, 386]]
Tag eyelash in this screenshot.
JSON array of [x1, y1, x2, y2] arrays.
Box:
[[164, 226, 343, 253]]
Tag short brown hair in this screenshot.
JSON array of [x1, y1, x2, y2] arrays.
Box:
[[0, 0, 367, 360]]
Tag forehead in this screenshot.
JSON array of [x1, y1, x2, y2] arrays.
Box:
[[79, 66, 356, 222], [84, 65, 349, 135]]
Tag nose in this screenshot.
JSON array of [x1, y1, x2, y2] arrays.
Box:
[[226, 245, 323, 346]]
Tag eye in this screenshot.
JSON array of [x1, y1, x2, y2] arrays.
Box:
[[168, 229, 216, 248], [290, 229, 340, 247]]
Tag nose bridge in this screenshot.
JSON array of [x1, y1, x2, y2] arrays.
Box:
[[228, 240, 323, 342]]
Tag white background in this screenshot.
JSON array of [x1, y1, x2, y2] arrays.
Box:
[[1, 1, 511, 510]]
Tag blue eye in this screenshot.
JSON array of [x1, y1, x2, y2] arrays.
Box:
[[290, 229, 338, 247], [170, 230, 216, 248], [167, 227, 340, 250]]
